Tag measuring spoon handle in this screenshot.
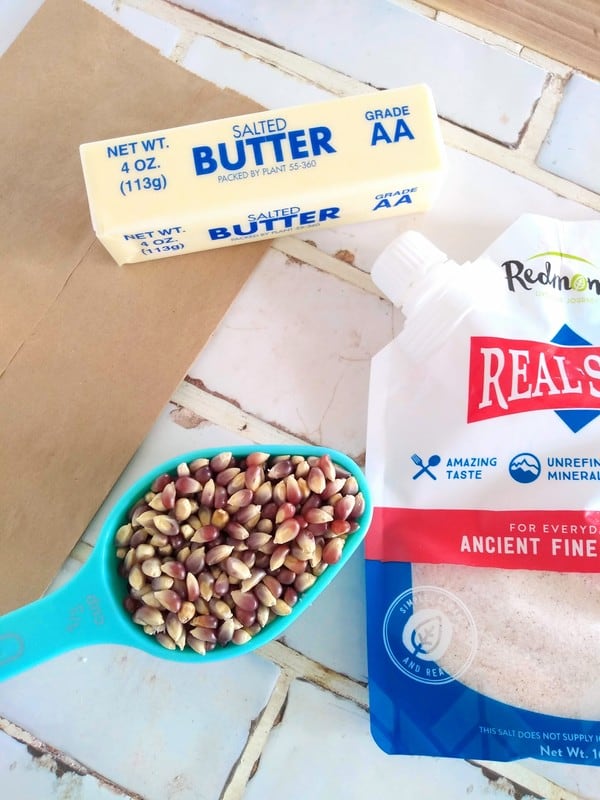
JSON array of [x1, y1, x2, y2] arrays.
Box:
[[0, 559, 122, 682]]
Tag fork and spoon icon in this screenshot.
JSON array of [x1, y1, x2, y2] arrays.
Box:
[[411, 453, 441, 480]]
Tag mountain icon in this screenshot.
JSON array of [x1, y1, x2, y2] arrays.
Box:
[[509, 453, 541, 484]]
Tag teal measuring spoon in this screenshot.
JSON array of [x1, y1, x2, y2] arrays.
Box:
[[0, 444, 372, 682]]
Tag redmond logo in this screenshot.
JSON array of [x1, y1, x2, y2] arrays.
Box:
[[502, 251, 599, 294]]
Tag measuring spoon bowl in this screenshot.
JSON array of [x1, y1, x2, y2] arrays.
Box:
[[0, 444, 372, 681]]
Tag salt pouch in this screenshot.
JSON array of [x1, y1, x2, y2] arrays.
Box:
[[365, 216, 600, 764]]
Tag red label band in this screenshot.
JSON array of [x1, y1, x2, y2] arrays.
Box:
[[366, 507, 600, 572], [468, 336, 600, 422]]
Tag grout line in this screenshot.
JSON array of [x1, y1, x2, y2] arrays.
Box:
[[518, 72, 569, 162], [385, 0, 577, 79], [439, 117, 600, 211], [520, 47, 573, 78], [220, 672, 292, 800], [260, 641, 369, 709], [271, 238, 383, 294], [168, 27, 195, 63], [44, 542, 94, 592], [0, 717, 143, 799], [170, 381, 309, 446], [69, 540, 94, 564], [385, 0, 437, 19], [470, 760, 584, 800], [414, 1, 573, 78], [436, 10, 523, 54]]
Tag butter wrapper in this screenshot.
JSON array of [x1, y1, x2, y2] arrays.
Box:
[[80, 86, 446, 264]]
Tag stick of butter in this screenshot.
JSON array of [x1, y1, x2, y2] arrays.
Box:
[[79, 85, 446, 265]]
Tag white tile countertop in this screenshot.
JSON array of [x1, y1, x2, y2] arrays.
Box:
[[2, 1, 600, 798]]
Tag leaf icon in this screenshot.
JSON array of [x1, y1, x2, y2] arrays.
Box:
[[410, 614, 443, 657]]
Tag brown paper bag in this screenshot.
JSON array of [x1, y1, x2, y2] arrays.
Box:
[[0, 0, 268, 614]]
